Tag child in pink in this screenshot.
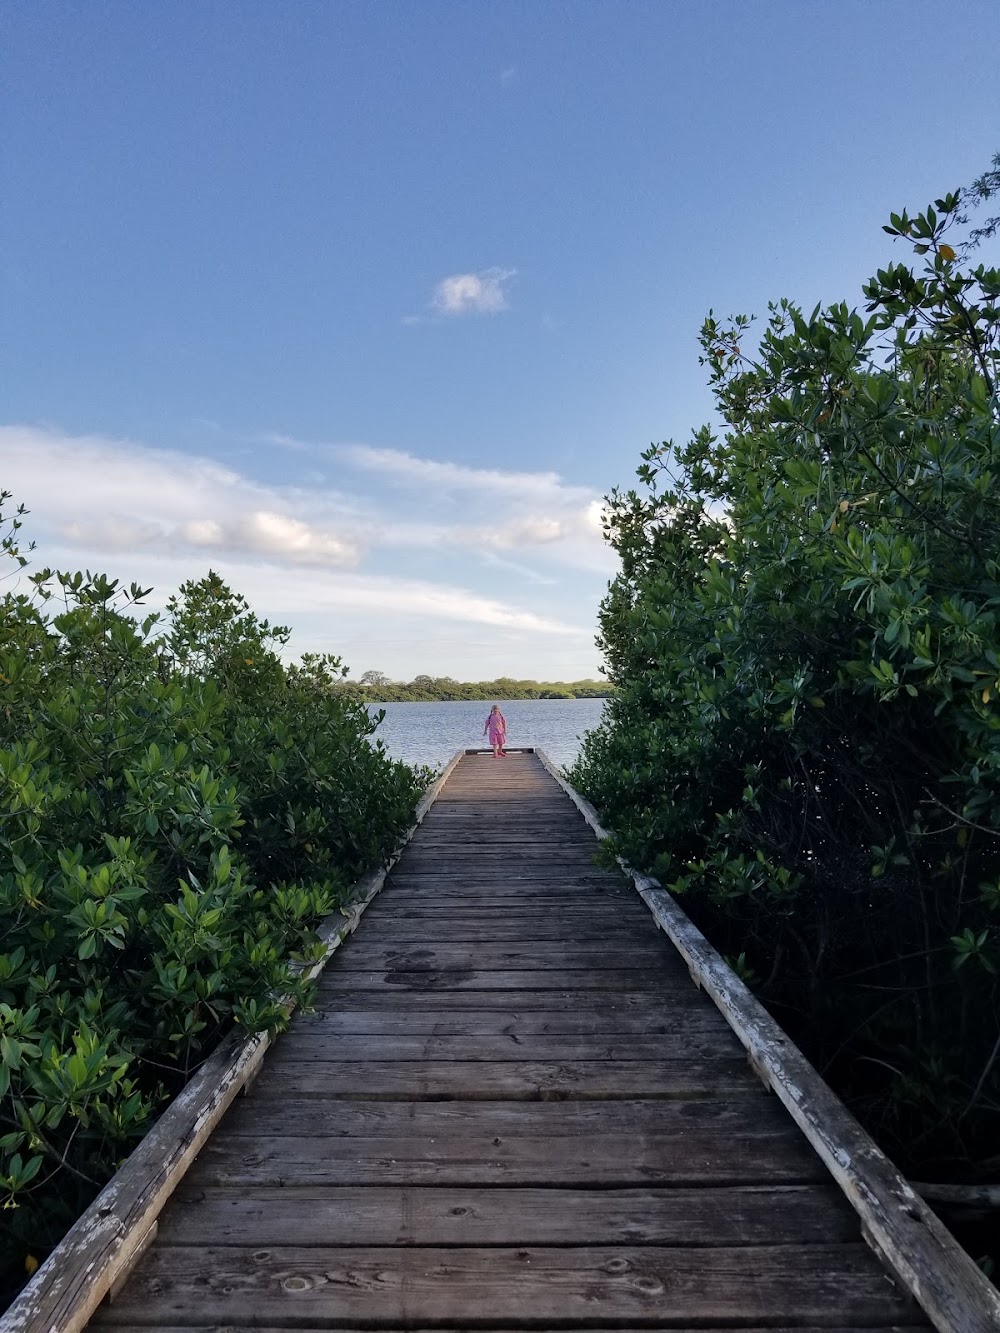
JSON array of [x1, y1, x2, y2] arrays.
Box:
[[484, 704, 507, 758]]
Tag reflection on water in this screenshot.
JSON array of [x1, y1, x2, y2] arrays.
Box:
[[367, 697, 606, 771]]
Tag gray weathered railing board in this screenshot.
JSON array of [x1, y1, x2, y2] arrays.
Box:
[[0, 751, 463, 1333], [535, 748, 1000, 1333]]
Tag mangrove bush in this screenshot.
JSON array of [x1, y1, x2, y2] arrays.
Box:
[[571, 176, 1000, 1180], [0, 530, 424, 1298]]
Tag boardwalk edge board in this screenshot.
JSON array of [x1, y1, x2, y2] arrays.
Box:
[[534, 748, 1000, 1333], [0, 750, 466, 1333]]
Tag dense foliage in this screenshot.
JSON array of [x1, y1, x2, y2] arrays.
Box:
[[571, 184, 1000, 1179], [348, 672, 611, 701], [0, 540, 424, 1295]]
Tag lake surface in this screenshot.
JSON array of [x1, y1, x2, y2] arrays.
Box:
[[368, 698, 606, 772]]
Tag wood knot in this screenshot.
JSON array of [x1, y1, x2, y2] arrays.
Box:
[[282, 1275, 313, 1292], [634, 1274, 665, 1296]]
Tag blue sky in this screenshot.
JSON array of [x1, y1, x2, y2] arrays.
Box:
[[2, 1, 998, 679]]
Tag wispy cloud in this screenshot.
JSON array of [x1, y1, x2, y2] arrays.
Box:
[[329, 442, 612, 567], [2, 426, 364, 569], [5, 423, 618, 575], [335, 443, 570, 500], [431, 267, 516, 316], [0, 424, 603, 669]]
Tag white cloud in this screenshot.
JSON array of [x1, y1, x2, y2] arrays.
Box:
[[330, 442, 613, 567], [1, 425, 363, 569], [212, 511, 359, 565], [0, 423, 604, 676], [334, 442, 601, 510], [9, 424, 612, 572], [581, 498, 606, 536], [431, 267, 516, 316], [30, 540, 583, 640], [182, 519, 224, 545], [264, 436, 614, 569], [336, 442, 567, 499], [459, 516, 564, 550]]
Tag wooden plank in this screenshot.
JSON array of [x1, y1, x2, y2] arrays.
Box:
[[380, 892, 628, 902], [536, 748, 1000, 1333], [412, 837, 592, 849], [364, 901, 643, 915], [403, 824, 591, 831], [379, 885, 630, 896], [398, 852, 602, 865], [426, 810, 581, 817], [430, 788, 571, 794], [385, 870, 619, 878], [316, 968, 691, 990], [306, 987, 703, 1011], [266, 1032, 743, 1062], [152, 1182, 863, 1247], [89, 1243, 923, 1327], [347, 928, 657, 945], [382, 885, 630, 896], [376, 890, 634, 903], [304, 987, 706, 1012], [354, 906, 648, 923], [434, 785, 564, 791], [246, 1057, 754, 1099], [376, 890, 634, 901], [417, 820, 587, 831], [220, 1095, 794, 1137], [400, 830, 599, 843], [365, 913, 650, 927], [189, 1130, 826, 1188], [350, 923, 655, 941], [95, 1326, 929, 1333], [913, 1182, 1000, 1209], [414, 836, 591, 844], [326, 943, 678, 970], [415, 814, 585, 825], [412, 845, 591, 852], [287, 1004, 719, 1036]]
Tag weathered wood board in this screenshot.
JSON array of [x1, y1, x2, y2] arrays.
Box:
[[93, 1243, 923, 1327], [155, 1182, 865, 1246], [84, 751, 935, 1331]]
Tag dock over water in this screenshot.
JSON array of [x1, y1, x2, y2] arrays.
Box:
[[13, 751, 999, 1330], [84, 750, 931, 1330]]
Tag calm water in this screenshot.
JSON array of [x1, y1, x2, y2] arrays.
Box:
[[368, 698, 606, 771]]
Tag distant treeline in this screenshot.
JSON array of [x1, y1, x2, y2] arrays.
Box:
[[343, 673, 612, 702]]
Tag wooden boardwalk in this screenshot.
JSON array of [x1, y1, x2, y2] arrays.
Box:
[[85, 751, 930, 1330]]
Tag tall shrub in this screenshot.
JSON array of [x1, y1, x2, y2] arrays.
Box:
[[572, 184, 1000, 1174], [0, 535, 423, 1293]]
